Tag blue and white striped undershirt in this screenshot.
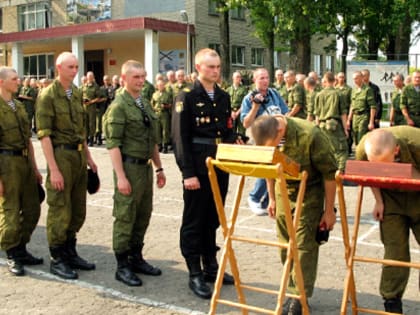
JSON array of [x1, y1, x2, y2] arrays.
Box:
[[7, 100, 16, 111], [65, 89, 72, 99]]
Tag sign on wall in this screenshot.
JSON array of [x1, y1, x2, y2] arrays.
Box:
[[346, 61, 409, 104], [67, 0, 111, 23], [159, 50, 186, 74]]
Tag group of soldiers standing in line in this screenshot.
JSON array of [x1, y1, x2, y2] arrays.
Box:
[[0, 46, 419, 315]]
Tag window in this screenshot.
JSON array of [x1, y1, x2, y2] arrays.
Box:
[[18, 1, 51, 31], [209, 43, 221, 56], [325, 55, 334, 72], [23, 54, 55, 79], [208, 0, 218, 15], [232, 46, 245, 66], [230, 7, 245, 20], [251, 48, 264, 66], [313, 54, 322, 75]]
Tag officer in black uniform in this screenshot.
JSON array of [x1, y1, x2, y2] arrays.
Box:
[[172, 48, 238, 299]]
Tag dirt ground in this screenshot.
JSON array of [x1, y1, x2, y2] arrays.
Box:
[[0, 138, 418, 314]]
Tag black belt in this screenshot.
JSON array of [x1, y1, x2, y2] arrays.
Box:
[[122, 154, 149, 165], [319, 118, 339, 123], [353, 110, 368, 115], [0, 148, 28, 157], [192, 137, 223, 145], [54, 144, 84, 151]]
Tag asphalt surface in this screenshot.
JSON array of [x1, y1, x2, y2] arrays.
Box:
[[0, 138, 418, 314]]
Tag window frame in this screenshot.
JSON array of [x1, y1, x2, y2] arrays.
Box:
[[231, 45, 245, 66], [18, 1, 51, 31], [23, 53, 55, 80], [313, 54, 322, 75], [209, 43, 221, 56], [251, 48, 264, 67], [325, 55, 334, 72], [230, 7, 245, 20], [208, 0, 219, 16]]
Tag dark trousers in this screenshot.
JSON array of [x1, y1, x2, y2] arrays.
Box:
[[180, 170, 229, 260]]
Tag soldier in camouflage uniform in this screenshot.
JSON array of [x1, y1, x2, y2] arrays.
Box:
[[141, 71, 155, 103], [389, 74, 405, 126], [335, 72, 353, 154], [104, 60, 165, 287], [303, 76, 317, 122], [355, 127, 420, 314], [226, 71, 248, 134], [82, 71, 101, 146], [95, 75, 113, 145], [251, 115, 337, 315], [151, 79, 173, 153], [37, 52, 97, 280], [18, 77, 37, 131], [172, 69, 190, 101], [273, 69, 288, 100], [314, 72, 349, 171], [285, 70, 307, 119], [0, 67, 43, 276], [346, 71, 376, 145], [401, 70, 420, 127]]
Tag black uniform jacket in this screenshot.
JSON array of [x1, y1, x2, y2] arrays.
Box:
[[172, 80, 233, 179]]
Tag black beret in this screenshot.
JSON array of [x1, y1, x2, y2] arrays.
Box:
[[87, 169, 100, 194]]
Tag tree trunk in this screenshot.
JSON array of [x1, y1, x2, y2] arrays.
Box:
[[367, 34, 380, 60], [218, 5, 230, 81], [295, 35, 311, 74], [386, 34, 396, 60], [266, 30, 274, 81], [394, 11, 412, 61], [341, 28, 350, 74]]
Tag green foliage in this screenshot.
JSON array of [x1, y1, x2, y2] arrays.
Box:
[[222, 0, 419, 68]]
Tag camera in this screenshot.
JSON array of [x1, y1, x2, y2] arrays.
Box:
[[251, 90, 267, 105], [316, 225, 330, 245], [316, 207, 337, 245]]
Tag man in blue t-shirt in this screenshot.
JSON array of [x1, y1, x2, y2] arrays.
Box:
[[240, 68, 288, 215]]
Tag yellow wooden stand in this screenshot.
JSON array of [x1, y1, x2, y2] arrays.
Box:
[[206, 144, 309, 315], [336, 161, 420, 315]]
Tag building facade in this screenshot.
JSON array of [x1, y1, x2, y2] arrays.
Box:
[[0, 0, 335, 85]]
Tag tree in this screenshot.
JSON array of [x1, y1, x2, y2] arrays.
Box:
[[384, 0, 420, 61], [232, 0, 332, 74], [215, 1, 231, 81], [352, 0, 420, 61]]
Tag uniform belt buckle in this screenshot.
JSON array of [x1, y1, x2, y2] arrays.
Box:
[[215, 138, 222, 145], [22, 148, 28, 157], [77, 143, 83, 151]]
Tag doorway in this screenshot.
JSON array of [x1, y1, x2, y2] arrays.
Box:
[[84, 50, 104, 85]]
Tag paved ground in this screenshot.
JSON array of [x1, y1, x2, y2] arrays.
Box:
[[0, 138, 418, 314]]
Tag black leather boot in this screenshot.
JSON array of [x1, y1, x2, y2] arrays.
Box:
[[50, 246, 78, 279], [115, 252, 142, 286], [6, 246, 25, 276], [162, 144, 168, 154], [384, 298, 402, 314], [66, 238, 95, 270], [88, 137, 94, 147], [18, 243, 43, 265], [128, 246, 161, 276], [186, 258, 212, 299], [202, 255, 234, 285], [97, 135, 103, 145]]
